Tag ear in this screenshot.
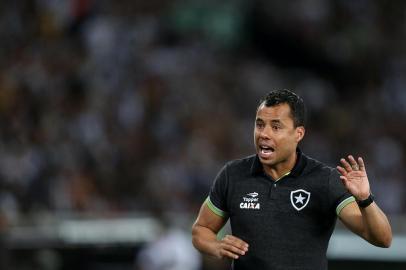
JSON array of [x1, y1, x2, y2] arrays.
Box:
[[295, 126, 305, 143]]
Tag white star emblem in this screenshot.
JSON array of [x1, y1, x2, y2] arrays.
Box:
[[290, 189, 311, 211], [295, 193, 306, 204]]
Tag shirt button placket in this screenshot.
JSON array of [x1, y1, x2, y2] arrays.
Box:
[[269, 181, 278, 200]]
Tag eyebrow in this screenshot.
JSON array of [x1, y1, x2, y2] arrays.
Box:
[[271, 119, 282, 123], [255, 118, 283, 124]]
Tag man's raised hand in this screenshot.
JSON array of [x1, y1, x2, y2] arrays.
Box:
[[337, 155, 370, 201]]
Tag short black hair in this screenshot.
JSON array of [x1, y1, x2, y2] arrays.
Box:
[[258, 89, 306, 127]]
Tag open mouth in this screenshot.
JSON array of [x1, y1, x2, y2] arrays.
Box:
[[259, 145, 275, 156]]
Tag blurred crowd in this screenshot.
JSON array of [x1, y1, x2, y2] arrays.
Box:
[[0, 0, 406, 234]]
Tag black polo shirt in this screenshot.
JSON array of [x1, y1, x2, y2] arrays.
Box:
[[206, 149, 355, 270]]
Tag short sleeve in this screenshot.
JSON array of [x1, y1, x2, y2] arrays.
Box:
[[328, 169, 355, 216], [206, 164, 229, 218]]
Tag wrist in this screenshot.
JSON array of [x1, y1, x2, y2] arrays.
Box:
[[212, 239, 224, 259], [356, 192, 371, 201], [356, 193, 374, 208]]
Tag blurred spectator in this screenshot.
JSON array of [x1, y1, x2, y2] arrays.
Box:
[[0, 0, 405, 229], [135, 211, 202, 270]]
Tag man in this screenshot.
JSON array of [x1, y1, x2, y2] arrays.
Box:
[[191, 90, 392, 270]]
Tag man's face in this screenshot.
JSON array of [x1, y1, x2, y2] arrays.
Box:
[[254, 102, 305, 168]]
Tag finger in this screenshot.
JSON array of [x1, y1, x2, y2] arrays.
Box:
[[222, 235, 249, 251], [340, 176, 350, 189], [221, 243, 247, 256], [348, 155, 359, 170], [358, 157, 366, 171], [220, 249, 240, 260], [340, 158, 352, 172], [220, 250, 238, 260], [336, 166, 347, 176], [348, 155, 357, 166], [223, 234, 247, 243]]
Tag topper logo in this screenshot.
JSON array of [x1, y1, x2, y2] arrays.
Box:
[[240, 192, 260, 210]]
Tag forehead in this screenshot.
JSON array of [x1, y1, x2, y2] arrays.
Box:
[[256, 103, 293, 122]]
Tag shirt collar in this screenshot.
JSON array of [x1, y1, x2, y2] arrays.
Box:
[[250, 148, 306, 177]]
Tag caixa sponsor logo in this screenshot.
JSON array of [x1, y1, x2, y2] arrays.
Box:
[[240, 192, 260, 210]]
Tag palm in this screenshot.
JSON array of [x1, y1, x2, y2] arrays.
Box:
[[337, 155, 370, 200]]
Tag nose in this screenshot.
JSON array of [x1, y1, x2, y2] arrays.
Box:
[[258, 126, 272, 140]]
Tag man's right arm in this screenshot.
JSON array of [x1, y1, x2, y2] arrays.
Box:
[[192, 202, 249, 260]]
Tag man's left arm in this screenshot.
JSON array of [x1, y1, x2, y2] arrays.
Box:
[[337, 155, 392, 248]]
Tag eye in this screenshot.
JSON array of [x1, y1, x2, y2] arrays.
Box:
[[256, 122, 264, 129], [272, 125, 281, 131]]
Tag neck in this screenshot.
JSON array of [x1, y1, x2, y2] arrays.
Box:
[[264, 151, 297, 181]]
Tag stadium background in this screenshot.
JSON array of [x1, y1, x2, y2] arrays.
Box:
[[0, 1, 406, 269]]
